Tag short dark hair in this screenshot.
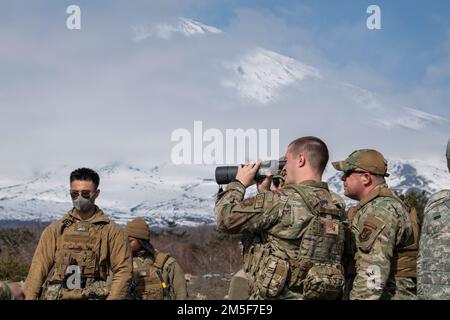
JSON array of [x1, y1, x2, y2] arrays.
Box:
[[288, 136, 329, 174], [70, 168, 100, 189]]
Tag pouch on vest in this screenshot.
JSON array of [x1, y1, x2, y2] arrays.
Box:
[[303, 263, 345, 300], [133, 252, 172, 300], [254, 252, 289, 298]]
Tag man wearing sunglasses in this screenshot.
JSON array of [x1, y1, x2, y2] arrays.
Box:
[[417, 139, 450, 299], [333, 149, 417, 300], [24, 168, 132, 300]]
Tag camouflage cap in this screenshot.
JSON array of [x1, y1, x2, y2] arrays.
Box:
[[446, 139, 450, 173], [332, 149, 390, 177]]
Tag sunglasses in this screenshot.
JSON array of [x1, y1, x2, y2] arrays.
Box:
[[342, 170, 368, 178], [70, 190, 94, 199]]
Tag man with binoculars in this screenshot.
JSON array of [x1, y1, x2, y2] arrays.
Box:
[[215, 136, 346, 300]]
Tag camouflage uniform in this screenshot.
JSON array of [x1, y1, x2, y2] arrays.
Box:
[[215, 180, 346, 300], [124, 218, 187, 300], [417, 140, 450, 299], [333, 150, 417, 300], [129, 249, 188, 300], [225, 159, 286, 300], [0, 281, 12, 300]]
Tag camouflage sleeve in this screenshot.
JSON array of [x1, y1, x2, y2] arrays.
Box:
[[165, 259, 188, 300], [350, 206, 398, 300], [215, 181, 283, 234], [0, 281, 12, 300], [24, 225, 57, 300], [107, 223, 133, 300], [417, 214, 427, 298], [417, 191, 450, 299]]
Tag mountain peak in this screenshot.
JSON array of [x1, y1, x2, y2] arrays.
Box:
[[0, 160, 448, 226], [132, 17, 222, 42], [222, 48, 322, 104]]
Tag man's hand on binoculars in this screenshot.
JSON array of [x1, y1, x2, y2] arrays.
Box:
[[257, 176, 272, 193], [235, 161, 261, 187]]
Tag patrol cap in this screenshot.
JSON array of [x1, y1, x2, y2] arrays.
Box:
[[332, 149, 390, 177], [446, 139, 450, 173], [124, 218, 151, 241]]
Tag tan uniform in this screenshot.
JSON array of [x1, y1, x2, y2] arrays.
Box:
[[228, 269, 250, 300], [130, 249, 187, 300], [24, 207, 132, 300]]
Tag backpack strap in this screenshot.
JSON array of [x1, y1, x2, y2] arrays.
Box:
[[152, 252, 172, 298], [153, 252, 170, 269], [284, 184, 342, 218]]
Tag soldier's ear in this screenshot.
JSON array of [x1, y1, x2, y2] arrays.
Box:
[[298, 153, 306, 168], [94, 189, 100, 198], [360, 173, 371, 186]]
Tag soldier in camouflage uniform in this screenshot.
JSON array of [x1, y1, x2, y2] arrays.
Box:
[[333, 150, 418, 300], [24, 168, 132, 300], [417, 139, 450, 299], [216, 136, 346, 300], [227, 160, 287, 300], [125, 218, 187, 300]]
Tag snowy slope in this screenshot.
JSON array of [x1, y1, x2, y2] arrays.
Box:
[[0, 160, 448, 226], [222, 48, 322, 104], [132, 17, 222, 41]]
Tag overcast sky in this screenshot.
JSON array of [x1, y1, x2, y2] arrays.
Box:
[[0, 0, 449, 179]]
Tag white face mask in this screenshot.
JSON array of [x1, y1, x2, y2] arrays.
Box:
[[72, 195, 95, 212]]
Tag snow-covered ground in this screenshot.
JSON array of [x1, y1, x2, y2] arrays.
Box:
[[0, 159, 448, 226]]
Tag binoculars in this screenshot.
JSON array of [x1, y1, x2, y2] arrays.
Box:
[[215, 160, 286, 184]]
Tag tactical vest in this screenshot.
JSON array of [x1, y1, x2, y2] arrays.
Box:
[[132, 251, 172, 300], [42, 216, 109, 300], [346, 188, 419, 279], [286, 184, 345, 299], [244, 184, 345, 300]]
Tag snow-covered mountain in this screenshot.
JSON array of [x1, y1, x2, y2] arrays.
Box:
[[132, 17, 222, 41], [0, 160, 448, 226], [222, 48, 322, 104], [130, 17, 448, 131]]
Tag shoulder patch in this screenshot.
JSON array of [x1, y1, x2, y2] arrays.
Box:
[[242, 198, 255, 207], [357, 216, 386, 253], [255, 193, 265, 209], [359, 225, 375, 242]]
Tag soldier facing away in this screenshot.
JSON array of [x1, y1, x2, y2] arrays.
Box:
[[215, 136, 346, 300], [333, 149, 418, 300], [125, 218, 188, 300], [24, 168, 132, 300], [417, 139, 450, 299]]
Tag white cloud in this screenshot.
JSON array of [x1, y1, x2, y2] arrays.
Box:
[[132, 17, 222, 41], [0, 2, 449, 179]]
